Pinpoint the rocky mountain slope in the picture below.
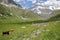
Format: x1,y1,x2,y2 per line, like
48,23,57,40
29,1,60,18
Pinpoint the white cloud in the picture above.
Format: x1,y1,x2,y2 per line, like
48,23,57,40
32,0,36,3
43,0,60,5
26,0,36,3
13,0,20,2
15,0,37,3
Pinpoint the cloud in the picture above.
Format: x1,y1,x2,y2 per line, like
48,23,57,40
13,0,20,2
14,0,37,3
32,0,36,3
28,0,36,3
43,0,60,5
13,0,60,8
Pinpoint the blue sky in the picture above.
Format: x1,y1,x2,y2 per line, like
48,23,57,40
19,0,32,8
13,0,48,8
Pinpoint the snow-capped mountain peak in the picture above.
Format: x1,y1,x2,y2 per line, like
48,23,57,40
29,0,60,15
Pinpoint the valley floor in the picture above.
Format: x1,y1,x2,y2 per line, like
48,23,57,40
0,20,60,40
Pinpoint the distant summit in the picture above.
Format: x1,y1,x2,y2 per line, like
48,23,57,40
0,0,17,5
0,0,22,7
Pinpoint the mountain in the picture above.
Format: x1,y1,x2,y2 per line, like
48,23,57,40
0,4,38,23
0,3,60,23
0,0,15,4
29,0,60,17
28,2,53,19
0,0,22,7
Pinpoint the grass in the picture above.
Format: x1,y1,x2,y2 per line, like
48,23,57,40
30,20,60,40
0,24,40,40
0,19,60,40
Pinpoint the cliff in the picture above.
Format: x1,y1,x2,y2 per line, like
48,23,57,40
0,0,17,5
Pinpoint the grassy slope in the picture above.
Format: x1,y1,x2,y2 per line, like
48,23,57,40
0,4,38,23
0,4,60,40
30,10,60,40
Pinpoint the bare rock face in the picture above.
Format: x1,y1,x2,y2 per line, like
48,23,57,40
0,0,17,5
0,0,2,2
0,0,22,7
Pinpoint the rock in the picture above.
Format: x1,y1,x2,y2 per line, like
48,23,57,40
21,26,26,28
23,38,30,40
56,21,59,22
26,38,30,40
10,39,13,40
43,25,47,27
10,13,13,16
0,14,3,16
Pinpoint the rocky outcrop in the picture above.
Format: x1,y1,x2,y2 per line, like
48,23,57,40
0,0,17,5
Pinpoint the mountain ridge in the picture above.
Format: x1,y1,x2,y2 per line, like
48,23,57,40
28,0,60,15
0,0,22,7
